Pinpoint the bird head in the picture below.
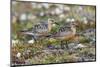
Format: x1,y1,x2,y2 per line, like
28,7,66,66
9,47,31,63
70,22,79,35
48,18,59,27
48,18,55,24
70,21,79,28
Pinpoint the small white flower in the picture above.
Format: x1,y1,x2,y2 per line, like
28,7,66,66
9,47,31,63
42,3,49,9
28,14,36,20
37,4,42,8
12,39,19,46
51,11,55,15
52,24,56,27
40,12,44,16
64,7,70,11
74,43,87,49
16,52,21,58
59,14,65,19
83,17,88,24
20,13,27,21
71,18,75,22
55,8,62,14
66,18,71,22
28,39,35,44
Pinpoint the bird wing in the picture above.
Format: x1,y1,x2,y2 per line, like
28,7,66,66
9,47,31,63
33,23,48,33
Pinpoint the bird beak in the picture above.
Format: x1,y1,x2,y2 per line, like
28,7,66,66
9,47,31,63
19,29,28,32
19,29,28,35
19,27,32,34
54,22,59,25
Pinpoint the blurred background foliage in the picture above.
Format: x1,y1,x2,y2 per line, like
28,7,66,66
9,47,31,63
11,1,96,40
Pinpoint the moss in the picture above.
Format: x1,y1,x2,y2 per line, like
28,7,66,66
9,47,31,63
79,36,90,43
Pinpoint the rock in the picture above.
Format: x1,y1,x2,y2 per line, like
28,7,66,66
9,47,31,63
25,59,31,65
28,39,35,44
73,43,87,49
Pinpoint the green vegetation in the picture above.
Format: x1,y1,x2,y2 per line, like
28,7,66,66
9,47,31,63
11,1,96,65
